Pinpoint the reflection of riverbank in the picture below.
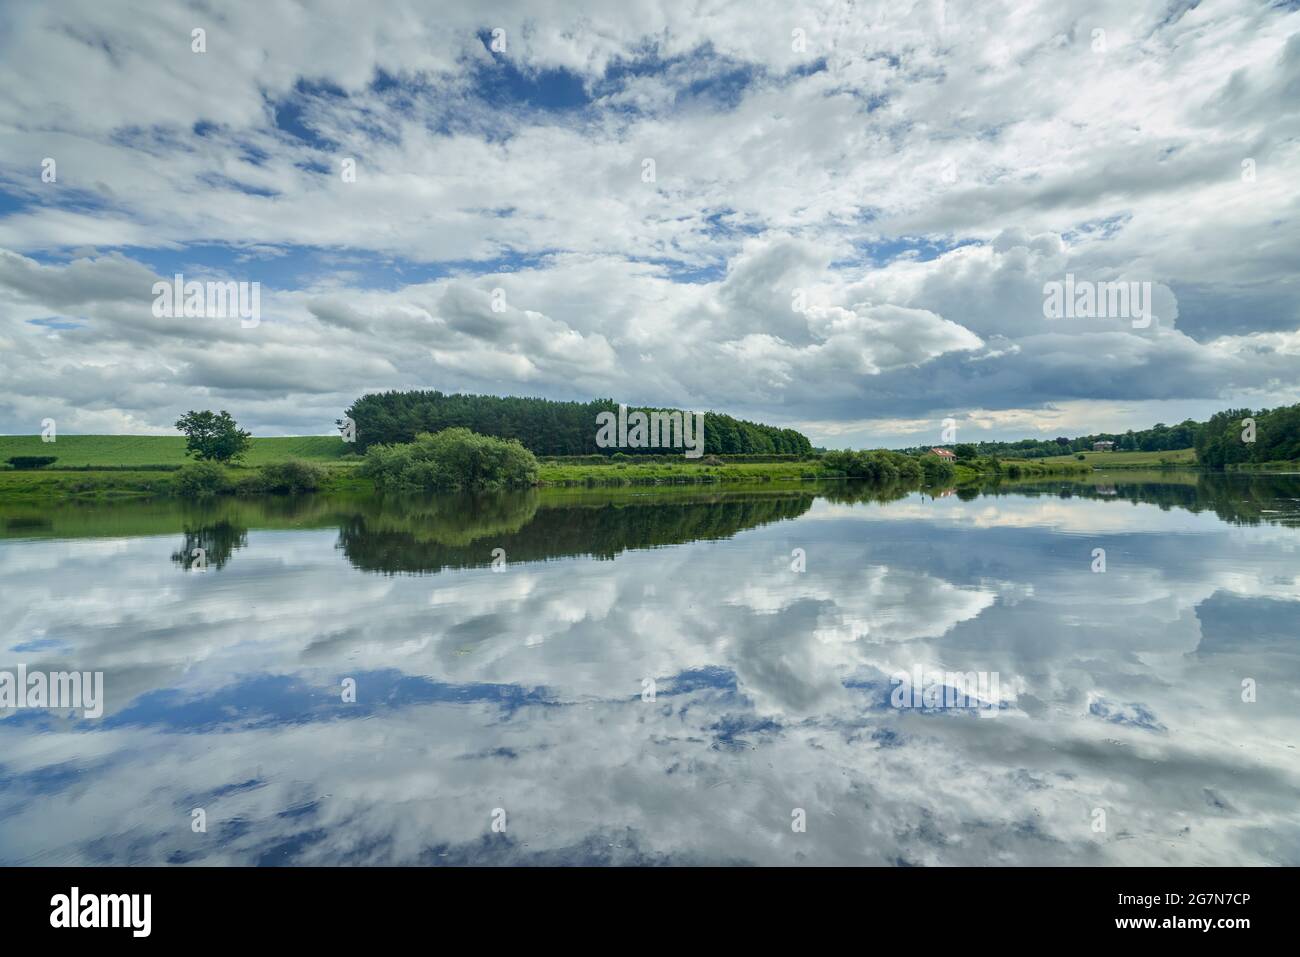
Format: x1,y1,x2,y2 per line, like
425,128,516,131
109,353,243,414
5,472,1300,584
978,472,1300,527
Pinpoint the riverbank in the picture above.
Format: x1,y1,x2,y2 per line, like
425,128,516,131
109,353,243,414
0,455,1092,502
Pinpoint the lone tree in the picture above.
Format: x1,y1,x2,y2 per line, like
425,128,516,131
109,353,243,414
175,410,252,463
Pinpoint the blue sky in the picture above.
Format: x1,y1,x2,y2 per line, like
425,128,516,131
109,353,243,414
0,0,1298,444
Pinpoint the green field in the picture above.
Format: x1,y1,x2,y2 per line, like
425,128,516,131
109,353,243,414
0,434,357,467
1039,448,1197,468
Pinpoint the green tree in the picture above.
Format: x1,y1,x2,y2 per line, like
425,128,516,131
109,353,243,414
175,410,252,463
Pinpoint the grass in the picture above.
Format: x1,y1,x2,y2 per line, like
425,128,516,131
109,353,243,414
1225,459,1300,472
1038,448,1197,469
0,469,179,501
0,434,358,468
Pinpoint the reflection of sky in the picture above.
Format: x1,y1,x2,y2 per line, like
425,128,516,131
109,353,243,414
1,488,1298,865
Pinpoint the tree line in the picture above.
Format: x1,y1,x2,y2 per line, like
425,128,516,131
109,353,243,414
340,390,812,456
908,402,1300,465
1194,405,1300,467
925,418,1204,459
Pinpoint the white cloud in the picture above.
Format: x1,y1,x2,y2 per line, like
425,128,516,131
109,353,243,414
0,0,1297,441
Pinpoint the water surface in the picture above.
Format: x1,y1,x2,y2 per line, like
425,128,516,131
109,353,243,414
2,474,1298,865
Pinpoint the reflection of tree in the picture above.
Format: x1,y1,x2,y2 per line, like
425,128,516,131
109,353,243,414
170,504,250,571
818,480,918,506
343,491,541,546
171,520,249,571
338,490,816,575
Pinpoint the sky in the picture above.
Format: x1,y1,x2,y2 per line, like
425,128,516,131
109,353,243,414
0,0,1297,448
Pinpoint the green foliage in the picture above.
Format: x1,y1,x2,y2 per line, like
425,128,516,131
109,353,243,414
341,390,813,456
172,461,232,496
256,459,326,493
821,449,925,483
362,428,540,490
537,458,815,486
920,454,956,483
7,456,57,470
1195,404,1300,468
175,410,252,463
953,444,977,460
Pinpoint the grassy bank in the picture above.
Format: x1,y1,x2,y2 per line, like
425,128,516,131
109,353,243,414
0,434,356,467
0,435,1090,501
1225,459,1300,472
0,458,822,500
1039,447,1197,469
538,458,820,486
0,465,372,502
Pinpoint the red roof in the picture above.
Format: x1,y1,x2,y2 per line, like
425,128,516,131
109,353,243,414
930,447,956,458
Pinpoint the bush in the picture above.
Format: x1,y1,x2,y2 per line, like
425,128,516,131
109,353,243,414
256,459,326,493
6,456,57,470
1076,453,1086,460
821,449,924,483
362,428,540,490
173,461,232,496
920,455,955,483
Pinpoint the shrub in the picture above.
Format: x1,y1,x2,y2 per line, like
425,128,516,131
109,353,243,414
821,449,924,483
920,455,955,483
6,456,57,470
257,459,326,493
1076,453,1086,460
362,428,540,490
173,461,232,496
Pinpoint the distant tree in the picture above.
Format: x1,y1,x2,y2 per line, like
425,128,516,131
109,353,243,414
953,443,977,460
340,390,813,457
175,410,252,463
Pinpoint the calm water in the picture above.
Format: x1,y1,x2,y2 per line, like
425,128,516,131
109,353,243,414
2,473,1298,865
